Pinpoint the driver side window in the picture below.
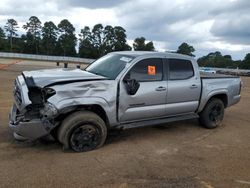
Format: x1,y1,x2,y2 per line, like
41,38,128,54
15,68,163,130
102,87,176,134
126,58,163,82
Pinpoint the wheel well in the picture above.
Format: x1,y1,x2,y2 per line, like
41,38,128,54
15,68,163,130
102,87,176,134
210,94,228,107
55,105,110,128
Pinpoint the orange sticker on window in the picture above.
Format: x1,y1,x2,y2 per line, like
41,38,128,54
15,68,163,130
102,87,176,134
148,65,156,75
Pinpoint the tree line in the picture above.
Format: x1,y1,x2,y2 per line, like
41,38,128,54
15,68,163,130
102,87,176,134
175,43,250,70
0,16,249,69
0,16,154,58
197,51,250,70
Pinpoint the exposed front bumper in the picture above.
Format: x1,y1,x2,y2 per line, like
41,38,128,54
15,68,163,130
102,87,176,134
9,104,48,140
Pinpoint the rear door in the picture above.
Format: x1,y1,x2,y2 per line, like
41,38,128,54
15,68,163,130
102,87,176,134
118,58,167,122
166,58,201,116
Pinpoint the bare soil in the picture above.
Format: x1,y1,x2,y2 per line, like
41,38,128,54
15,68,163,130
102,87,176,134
0,60,250,188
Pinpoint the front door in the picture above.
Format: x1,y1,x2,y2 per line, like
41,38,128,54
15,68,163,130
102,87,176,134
119,58,167,122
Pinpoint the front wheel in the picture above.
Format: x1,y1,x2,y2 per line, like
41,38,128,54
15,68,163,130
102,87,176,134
57,111,107,152
199,98,224,129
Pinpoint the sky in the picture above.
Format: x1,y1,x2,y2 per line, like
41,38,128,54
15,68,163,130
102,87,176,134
0,0,249,60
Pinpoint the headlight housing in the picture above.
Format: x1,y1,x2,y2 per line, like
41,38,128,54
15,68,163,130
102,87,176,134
40,103,58,117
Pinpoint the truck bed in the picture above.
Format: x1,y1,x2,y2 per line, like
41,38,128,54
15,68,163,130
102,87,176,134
200,72,239,79
198,73,241,113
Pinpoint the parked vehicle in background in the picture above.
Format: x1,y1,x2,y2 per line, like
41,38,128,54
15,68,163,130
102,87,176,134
9,51,241,152
200,67,216,74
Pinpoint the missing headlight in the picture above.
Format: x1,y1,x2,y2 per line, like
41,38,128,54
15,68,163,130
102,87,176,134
40,103,58,117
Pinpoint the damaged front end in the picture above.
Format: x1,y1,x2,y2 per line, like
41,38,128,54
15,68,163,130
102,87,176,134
9,68,113,141
9,75,58,141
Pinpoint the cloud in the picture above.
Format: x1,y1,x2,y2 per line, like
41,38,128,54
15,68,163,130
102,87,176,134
114,0,250,59
210,0,250,45
0,0,249,59
0,0,60,18
211,15,250,44
63,0,125,9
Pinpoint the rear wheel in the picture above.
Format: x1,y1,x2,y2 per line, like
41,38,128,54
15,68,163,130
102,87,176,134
199,98,224,129
57,111,107,152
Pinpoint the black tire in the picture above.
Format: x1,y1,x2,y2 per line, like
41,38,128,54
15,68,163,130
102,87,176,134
199,98,224,129
57,111,107,152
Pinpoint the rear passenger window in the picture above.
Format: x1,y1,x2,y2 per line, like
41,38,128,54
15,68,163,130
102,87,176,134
169,59,194,80
127,58,163,81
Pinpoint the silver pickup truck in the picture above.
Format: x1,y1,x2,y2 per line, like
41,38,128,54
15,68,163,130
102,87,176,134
9,51,241,152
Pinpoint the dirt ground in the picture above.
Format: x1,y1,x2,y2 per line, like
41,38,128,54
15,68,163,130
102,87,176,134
0,59,250,188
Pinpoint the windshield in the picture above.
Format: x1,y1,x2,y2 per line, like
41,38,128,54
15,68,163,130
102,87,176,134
86,54,134,79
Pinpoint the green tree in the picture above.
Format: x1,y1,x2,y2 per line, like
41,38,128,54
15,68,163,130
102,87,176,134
0,27,5,39
57,19,77,56
79,24,104,58
14,36,26,53
112,26,131,51
41,21,58,55
79,24,131,58
177,42,195,56
133,37,155,51
198,51,236,68
4,19,19,52
243,53,250,63
224,55,232,60
79,26,96,58
0,27,7,51
103,25,115,54
103,25,131,54
23,16,42,54
241,53,250,69
92,24,104,57
22,32,36,54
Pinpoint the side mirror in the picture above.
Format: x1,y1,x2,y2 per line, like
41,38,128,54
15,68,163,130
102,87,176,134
124,79,140,95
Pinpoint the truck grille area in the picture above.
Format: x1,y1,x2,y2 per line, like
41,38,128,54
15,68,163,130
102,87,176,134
14,80,22,106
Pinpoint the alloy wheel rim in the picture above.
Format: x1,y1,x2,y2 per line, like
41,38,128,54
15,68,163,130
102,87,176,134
209,104,222,124
70,124,101,152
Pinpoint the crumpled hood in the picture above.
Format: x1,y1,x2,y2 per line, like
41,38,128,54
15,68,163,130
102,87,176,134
22,68,106,87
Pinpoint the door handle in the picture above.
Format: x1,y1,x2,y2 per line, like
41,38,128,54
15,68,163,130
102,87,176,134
155,86,167,91
190,84,198,89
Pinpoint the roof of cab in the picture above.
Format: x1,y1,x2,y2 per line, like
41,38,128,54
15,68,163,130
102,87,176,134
111,51,195,60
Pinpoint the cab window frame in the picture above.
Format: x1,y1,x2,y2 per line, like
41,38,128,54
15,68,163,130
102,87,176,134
166,58,194,80
124,58,165,82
